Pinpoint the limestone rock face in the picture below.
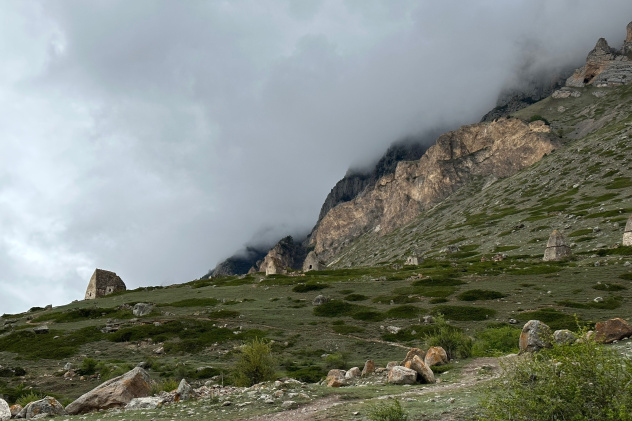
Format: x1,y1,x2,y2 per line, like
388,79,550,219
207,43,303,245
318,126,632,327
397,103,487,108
17,397,66,419
519,320,552,353
65,367,151,415
595,318,632,344
543,230,571,261
257,236,307,275
566,22,632,87
405,355,435,384
0,399,10,421
312,118,559,262
387,366,418,385
623,215,632,246
85,269,126,300
424,346,448,367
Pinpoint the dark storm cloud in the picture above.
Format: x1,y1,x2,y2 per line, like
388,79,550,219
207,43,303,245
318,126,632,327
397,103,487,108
2,0,632,314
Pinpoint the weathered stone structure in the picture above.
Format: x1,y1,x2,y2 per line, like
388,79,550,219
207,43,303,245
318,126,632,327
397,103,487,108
566,22,632,87
405,256,421,266
84,269,126,300
302,251,324,272
623,215,632,246
543,230,572,261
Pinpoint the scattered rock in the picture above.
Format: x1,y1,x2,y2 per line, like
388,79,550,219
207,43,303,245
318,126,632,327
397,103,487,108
424,346,448,367
132,303,154,317
65,367,151,415
361,360,375,376
33,325,49,334
63,362,73,371
9,404,22,419
281,401,297,409
176,379,193,402
125,397,164,410
153,346,164,355
595,318,632,344
553,329,577,345
405,355,435,384
326,369,346,387
423,315,435,324
386,326,401,334
386,361,398,370
17,397,66,419
623,215,632,246
312,295,329,306
0,399,9,421
400,348,426,366
594,296,604,303
387,366,418,385
519,320,552,353
345,367,361,379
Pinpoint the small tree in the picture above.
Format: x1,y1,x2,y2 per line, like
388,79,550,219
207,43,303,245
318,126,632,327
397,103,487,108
367,398,409,421
424,315,472,359
234,338,276,386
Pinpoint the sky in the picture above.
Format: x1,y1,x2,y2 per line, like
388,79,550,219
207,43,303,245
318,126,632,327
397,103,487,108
2,0,632,315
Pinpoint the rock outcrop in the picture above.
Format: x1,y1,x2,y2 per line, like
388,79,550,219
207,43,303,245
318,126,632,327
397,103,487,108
543,230,572,261
424,346,448,367
16,397,66,419
312,118,559,262
623,215,632,246
519,320,552,353
132,303,154,317
387,366,418,385
84,269,126,300
206,246,268,277
256,236,307,275
566,22,632,87
66,367,151,415
404,355,435,384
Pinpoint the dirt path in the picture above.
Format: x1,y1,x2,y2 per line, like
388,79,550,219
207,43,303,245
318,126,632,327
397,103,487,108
240,357,502,421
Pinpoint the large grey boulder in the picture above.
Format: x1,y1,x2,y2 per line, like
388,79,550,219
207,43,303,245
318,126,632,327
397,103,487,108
66,367,151,415
16,397,66,419
387,366,417,385
175,379,193,402
0,399,10,421
543,230,571,261
125,397,164,410
519,320,552,353
553,329,577,346
132,303,154,317
312,295,329,306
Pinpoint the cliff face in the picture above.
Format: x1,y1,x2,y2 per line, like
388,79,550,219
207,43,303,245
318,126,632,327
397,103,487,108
311,118,560,262
256,236,307,275
207,246,268,277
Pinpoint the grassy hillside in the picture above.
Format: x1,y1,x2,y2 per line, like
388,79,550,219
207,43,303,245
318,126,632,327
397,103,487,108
1,83,632,419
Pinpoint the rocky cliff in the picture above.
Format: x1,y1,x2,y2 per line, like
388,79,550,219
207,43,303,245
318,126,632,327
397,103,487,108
311,118,560,262
566,22,632,87
206,246,268,278
254,236,307,275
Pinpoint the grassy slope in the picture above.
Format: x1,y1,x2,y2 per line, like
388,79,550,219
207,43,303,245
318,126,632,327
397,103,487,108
0,84,631,419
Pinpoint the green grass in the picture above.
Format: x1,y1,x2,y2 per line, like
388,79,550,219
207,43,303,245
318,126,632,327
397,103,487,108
292,283,328,293
592,283,626,291
0,327,105,360
518,309,582,330
385,305,425,319
158,298,219,307
431,305,496,321
457,289,506,301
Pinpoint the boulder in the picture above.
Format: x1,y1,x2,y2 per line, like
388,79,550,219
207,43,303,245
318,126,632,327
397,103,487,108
405,355,435,384
553,329,577,346
387,366,417,385
386,361,398,370
326,369,346,387
543,230,571,261
132,303,154,317
312,295,329,306
9,404,22,419
519,320,552,353
400,347,426,366
0,399,9,421
125,397,164,410
623,215,632,246
17,397,66,419
424,346,448,367
33,325,49,334
595,318,632,344
175,379,193,401
361,360,375,376
345,367,361,379
65,367,151,415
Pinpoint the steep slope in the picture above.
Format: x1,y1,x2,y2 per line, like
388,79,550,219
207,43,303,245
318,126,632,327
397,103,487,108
254,235,307,275
206,246,268,278
311,118,559,263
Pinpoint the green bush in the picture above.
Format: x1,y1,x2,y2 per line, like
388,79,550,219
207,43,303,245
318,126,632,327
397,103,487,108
313,300,359,317
150,378,179,395
518,309,581,330
292,283,328,293
385,305,424,319
367,398,408,421
325,352,347,369
457,289,506,301
592,283,626,291
529,115,550,125
432,305,496,321
477,337,632,420
286,365,326,383
77,358,99,375
424,316,472,359
332,323,365,334
472,326,520,356
16,391,44,407
372,295,420,304
344,294,368,301
352,311,386,322
234,338,276,386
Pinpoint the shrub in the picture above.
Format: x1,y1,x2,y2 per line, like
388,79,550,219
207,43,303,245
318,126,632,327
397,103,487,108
432,305,496,321
313,300,359,317
234,338,276,386
518,309,581,330
477,337,632,420
352,311,386,322
16,391,44,407
529,115,550,125
77,358,99,375
344,294,368,302
424,316,472,359
367,398,408,421
472,326,520,356
324,352,347,369
292,283,328,293
592,283,626,291
457,289,506,301
286,366,326,383
150,378,179,395
385,305,424,319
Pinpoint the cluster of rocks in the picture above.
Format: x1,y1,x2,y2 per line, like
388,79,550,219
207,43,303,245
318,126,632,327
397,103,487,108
325,346,448,388
519,317,632,353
